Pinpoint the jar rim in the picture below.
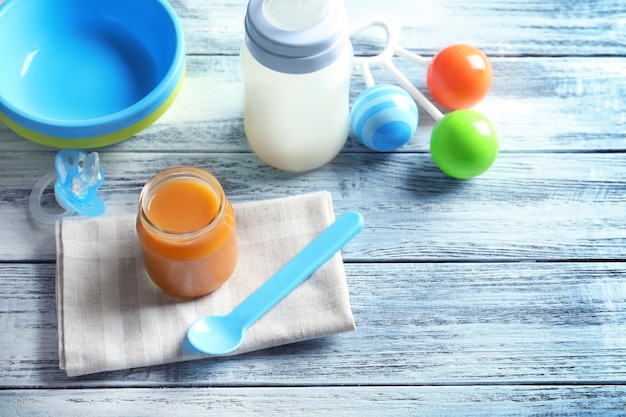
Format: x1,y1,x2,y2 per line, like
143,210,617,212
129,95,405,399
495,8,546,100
138,166,227,240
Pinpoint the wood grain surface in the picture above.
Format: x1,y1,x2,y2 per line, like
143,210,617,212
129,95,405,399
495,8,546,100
1,0,625,415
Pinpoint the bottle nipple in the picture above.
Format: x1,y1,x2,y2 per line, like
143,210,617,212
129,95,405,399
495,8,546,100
263,0,329,31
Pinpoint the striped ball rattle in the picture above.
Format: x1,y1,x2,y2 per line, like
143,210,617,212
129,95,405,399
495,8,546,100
350,14,498,179
350,15,418,152
350,66,418,152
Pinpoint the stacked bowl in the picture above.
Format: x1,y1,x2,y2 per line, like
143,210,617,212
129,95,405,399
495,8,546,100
0,0,185,148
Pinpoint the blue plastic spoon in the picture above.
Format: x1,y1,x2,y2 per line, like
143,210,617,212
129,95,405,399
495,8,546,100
186,210,364,355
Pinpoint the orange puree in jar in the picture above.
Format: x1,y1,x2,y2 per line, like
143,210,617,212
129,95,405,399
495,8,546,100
136,167,238,298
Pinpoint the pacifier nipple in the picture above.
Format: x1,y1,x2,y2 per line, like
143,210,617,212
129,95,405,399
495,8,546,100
29,149,105,225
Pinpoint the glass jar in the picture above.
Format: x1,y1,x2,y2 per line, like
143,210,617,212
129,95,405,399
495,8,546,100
136,167,238,298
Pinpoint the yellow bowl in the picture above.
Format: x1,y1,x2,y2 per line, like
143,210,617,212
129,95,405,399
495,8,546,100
0,68,185,149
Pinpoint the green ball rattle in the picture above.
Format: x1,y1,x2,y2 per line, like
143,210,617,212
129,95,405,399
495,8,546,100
387,66,499,179
430,109,498,179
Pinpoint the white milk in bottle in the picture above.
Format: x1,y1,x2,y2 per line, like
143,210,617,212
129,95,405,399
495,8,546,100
241,0,353,172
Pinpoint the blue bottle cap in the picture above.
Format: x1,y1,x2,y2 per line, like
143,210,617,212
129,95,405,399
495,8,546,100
244,0,351,74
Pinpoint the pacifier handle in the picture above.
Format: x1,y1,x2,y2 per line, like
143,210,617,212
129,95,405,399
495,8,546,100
29,171,72,225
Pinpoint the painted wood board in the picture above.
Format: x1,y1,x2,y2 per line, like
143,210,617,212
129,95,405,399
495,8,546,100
0,151,624,262
0,0,624,413
1,262,624,386
1,385,626,416
1,56,624,152
170,0,626,56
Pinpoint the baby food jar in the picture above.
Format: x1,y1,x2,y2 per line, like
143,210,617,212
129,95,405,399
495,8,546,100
136,167,238,298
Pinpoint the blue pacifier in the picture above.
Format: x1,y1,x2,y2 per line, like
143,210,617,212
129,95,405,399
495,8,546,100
29,149,105,224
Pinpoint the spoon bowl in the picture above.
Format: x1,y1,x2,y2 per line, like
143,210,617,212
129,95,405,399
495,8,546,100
187,315,245,355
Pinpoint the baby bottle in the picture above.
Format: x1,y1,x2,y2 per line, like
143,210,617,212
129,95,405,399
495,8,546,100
241,0,353,172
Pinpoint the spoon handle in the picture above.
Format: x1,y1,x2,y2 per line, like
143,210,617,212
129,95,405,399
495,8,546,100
231,211,364,330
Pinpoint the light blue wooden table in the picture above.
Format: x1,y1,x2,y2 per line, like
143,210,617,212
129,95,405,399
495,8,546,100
1,0,625,415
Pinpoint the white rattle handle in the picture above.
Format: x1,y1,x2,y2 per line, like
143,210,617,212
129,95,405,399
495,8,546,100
350,14,444,122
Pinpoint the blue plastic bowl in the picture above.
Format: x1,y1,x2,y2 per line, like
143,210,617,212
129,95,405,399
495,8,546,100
0,0,185,148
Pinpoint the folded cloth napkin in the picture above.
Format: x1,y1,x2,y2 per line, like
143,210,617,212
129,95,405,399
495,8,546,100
56,191,356,377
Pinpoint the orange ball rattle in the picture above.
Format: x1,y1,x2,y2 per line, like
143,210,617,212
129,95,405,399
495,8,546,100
426,44,493,110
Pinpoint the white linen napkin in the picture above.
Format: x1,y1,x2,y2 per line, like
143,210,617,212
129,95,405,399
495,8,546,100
56,191,356,377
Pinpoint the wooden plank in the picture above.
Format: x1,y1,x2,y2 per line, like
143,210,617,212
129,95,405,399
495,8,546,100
0,151,624,262
1,0,624,413
2,262,625,386
1,385,626,416
169,0,626,56
1,56,625,152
